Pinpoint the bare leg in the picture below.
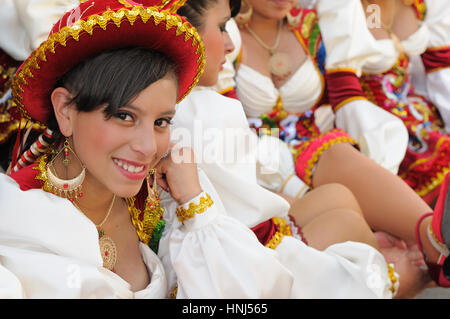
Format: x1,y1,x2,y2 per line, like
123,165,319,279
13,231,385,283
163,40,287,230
287,182,432,297
288,183,378,249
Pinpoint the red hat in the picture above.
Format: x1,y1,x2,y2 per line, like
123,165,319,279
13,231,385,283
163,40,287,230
12,0,205,125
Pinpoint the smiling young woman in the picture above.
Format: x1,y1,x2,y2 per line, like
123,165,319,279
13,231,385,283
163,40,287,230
0,0,207,298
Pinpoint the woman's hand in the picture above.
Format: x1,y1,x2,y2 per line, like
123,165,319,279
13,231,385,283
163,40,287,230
154,146,202,205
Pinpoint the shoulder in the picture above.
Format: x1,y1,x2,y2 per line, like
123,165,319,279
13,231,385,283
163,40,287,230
176,88,246,123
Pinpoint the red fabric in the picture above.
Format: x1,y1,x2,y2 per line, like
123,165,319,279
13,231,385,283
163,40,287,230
287,214,308,245
431,173,450,243
8,163,43,191
13,0,203,124
221,88,239,100
325,71,366,111
251,219,277,247
421,47,450,73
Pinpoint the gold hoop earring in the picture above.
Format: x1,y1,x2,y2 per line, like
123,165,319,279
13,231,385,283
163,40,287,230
46,137,86,201
235,0,253,26
286,8,302,28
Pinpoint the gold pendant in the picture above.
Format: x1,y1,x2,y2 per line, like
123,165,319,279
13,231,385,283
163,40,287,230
98,230,117,271
269,52,292,79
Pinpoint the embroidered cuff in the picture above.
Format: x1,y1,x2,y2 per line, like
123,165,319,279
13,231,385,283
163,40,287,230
176,192,214,224
386,263,400,298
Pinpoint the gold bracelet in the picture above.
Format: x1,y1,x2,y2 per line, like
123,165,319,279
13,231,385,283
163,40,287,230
176,193,213,223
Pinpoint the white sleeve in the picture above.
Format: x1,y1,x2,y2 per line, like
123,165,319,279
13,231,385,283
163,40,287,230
276,237,396,298
13,0,79,57
256,134,309,198
162,169,294,299
422,0,450,132
315,0,383,75
335,100,409,174
0,264,24,298
424,0,450,48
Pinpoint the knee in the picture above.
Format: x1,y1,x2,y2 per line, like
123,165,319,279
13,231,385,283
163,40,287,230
319,183,363,215
321,143,359,165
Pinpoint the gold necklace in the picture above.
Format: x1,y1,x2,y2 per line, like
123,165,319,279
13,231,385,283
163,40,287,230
244,20,292,80
74,195,117,271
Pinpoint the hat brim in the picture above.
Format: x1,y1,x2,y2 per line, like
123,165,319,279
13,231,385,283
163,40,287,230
13,6,205,124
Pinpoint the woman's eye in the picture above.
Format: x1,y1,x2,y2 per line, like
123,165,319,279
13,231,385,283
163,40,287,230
113,111,134,122
155,118,173,128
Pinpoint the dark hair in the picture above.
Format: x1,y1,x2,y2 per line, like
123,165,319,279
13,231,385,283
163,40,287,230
47,46,178,140
178,0,241,29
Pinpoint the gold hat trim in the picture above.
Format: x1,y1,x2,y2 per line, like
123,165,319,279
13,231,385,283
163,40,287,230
12,5,205,125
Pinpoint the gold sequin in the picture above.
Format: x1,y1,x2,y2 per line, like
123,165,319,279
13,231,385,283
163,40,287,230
265,217,293,250
386,263,399,296
176,193,213,223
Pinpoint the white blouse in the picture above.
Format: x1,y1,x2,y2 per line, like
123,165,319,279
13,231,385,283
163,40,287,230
160,88,397,298
315,0,411,174
317,0,450,132
236,56,323,117
0,173,167,299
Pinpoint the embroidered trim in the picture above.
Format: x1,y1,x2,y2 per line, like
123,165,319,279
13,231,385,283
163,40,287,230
333,96,368,113
176,193,214,223
292,28,325,108
401,136,450,197
427,223,450,258
12,5,205,124
295,132,359,186
265,217,293,250
0,118,45,144
386,263,399,297
126,196,165,249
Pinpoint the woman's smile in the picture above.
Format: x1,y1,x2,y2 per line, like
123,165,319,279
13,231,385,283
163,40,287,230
113,157,149,181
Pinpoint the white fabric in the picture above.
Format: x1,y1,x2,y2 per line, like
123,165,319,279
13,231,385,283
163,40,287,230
0,173,168,298
335,100,408,174
361,25,429,75
159,180,293,298
424,0,450,48
316,0,384,76
425,69,450,133
0,0,79,61
236,56,323,117
161,88,396,298
316,0,410,174
255,134,309,198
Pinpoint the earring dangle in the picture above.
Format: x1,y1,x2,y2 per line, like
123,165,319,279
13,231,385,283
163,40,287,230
46,138,86,202
146,168,160,209
235,0,253,26
286,9,302,28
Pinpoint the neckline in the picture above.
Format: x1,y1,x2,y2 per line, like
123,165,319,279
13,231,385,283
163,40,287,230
238,55,314,91
33,154,165,251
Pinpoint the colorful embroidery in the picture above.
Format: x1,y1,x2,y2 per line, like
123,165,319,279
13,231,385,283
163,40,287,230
360,53,450,198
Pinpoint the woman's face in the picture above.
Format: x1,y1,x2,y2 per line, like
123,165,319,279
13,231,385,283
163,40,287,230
246,0,296,20
197,0,235,86
67,74,177,198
